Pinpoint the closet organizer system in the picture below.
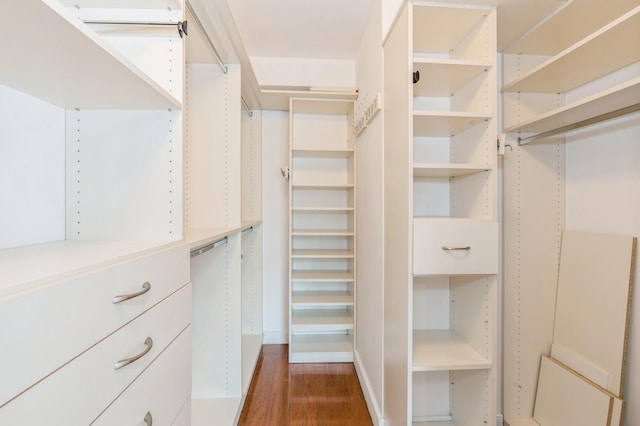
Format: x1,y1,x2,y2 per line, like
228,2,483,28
0,1,262,425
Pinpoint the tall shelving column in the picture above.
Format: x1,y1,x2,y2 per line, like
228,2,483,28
383,2,498,424
288,98,356,363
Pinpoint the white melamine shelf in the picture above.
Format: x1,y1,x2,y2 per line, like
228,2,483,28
291,249,354,258
291,308,353,330
241,333,263,393
413,3,491,54
261,89,357,111
1,0,181,109
291,291,353,306
413,111,491,137
58,0,181,9
504,76,640,135
291,271,354,282
186,227,241,251
503,419,540,426
505,0,639,55
291,183,354,190
290,97,355,115
191,398,241,426
291,229,354,237
503,7,640,94
413,58,491,97
413,330,491,372
413,163,491,178
0,239,181,298
290,334,353,363
292,207,354,214
292,148,354,158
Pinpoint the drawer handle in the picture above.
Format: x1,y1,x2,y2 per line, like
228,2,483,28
442,246,471,251
114,337,153,370
112,282,151,304
144,412,153,426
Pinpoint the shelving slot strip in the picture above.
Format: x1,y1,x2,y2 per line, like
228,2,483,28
190,236,228,258
518,102,640,145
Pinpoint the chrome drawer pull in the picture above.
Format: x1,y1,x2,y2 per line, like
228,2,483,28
112,282,151,304
144,412,153,426
114,337,153,370
442,246,471,251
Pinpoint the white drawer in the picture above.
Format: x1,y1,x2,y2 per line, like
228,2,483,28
0,284,191,425
0,243,189,406
413,219,498,275
92,326,192,426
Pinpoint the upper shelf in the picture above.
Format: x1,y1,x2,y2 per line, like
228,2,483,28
0,0,181,109
413,111,491,137
504,76,640,138
413,59,491,97
261,89,357,111
505,0,639,55
503,7,640,94
58,0,182,9
413,163,491,178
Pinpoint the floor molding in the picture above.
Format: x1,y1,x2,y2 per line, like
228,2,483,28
354,349,386,426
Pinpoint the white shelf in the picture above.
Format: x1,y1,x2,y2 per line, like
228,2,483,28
241,333,263,394
413,111,491,137
291,271,354,282
292,148,354,158
291,291,353,307
291,229,354,237
291,249,354,258
186,227,241,251
413,330,491,372
503,7,640,94
191,398,241,426
292,207,354,214
290,334,353,363
1,0,181,109
504,76,640,135
503,419,540,426
413,163,491,178
261,89,357,111
291,183,354,190
58,0,181,9
505,0,639,55
413,58,491,97
290,97,355,115
291,308,353,331
412,3,490,54
0,239,181,298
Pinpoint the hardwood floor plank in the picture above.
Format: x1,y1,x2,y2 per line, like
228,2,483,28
238,345,373,426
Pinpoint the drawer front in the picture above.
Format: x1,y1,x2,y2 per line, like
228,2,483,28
0,243,189,406
92,326,192,426
413,220,498,275
0,284,191,426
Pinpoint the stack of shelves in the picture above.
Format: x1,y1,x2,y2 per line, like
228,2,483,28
288,98,356,363
185,11,263,424
502,2,640,143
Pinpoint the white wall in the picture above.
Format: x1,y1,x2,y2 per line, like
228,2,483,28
382,0,404,42
261,110,290,344
565,113,640,425
354,0,385,424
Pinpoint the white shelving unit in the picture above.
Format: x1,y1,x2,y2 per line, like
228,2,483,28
383,1,498,424
288,97,356,363
503,5,640,144
185,10,263,424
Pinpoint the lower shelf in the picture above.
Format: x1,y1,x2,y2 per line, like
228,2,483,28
291,308,354,331
413,330,491,371
191,397,242,426
290,334,353,363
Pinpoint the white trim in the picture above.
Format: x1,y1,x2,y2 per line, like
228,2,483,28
354,350,386,426
263,331,288,344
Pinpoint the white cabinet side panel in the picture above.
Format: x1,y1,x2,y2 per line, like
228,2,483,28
0,85,65,249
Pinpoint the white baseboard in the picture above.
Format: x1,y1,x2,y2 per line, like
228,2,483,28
263,331,288,344
354,350,385,426
497,413,504,426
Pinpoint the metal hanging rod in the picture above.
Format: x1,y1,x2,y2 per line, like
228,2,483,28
241,226,254,235
190,236,228,258
84,20,188,38
518,102,640,145
241,97,254,117
186,0,228,74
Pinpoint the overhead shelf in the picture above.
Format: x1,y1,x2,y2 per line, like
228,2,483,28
291,271,354,282
261,89,357,111
504,76,640,143
413,111,491,137
291,291,353,307
505,0,639,55
58,0,181,9
413,163,491,178
292,148,354,158
412,330,491,372
0,0,182,109
502,7,640,94
413,58,491,97
291,249,354,258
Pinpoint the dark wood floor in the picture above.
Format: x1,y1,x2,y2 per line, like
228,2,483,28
238,345,373,425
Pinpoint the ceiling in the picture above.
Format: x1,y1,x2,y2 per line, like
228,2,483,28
228,0,567,61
